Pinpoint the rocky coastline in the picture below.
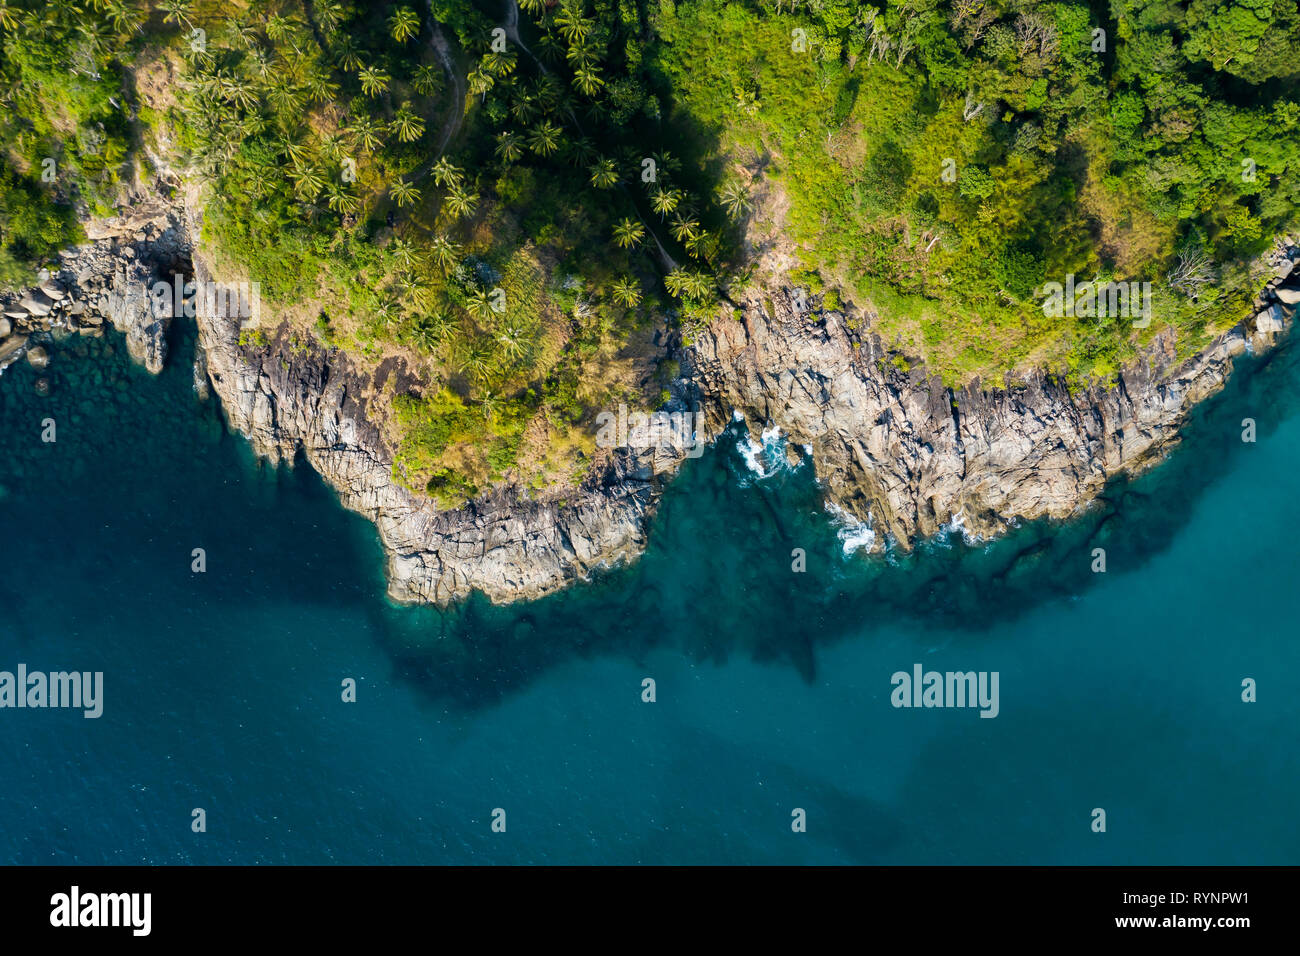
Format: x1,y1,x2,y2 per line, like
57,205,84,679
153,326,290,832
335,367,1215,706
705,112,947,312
3,196,1296,603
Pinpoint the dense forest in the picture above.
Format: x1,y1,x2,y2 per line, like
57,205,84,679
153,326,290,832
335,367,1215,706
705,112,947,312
2,0,1297,503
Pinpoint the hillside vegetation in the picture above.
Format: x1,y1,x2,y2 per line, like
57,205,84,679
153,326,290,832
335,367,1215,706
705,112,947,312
2,0,1297,502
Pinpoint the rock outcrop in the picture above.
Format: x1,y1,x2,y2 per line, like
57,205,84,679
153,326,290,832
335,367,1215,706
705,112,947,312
190,252,670,605
689,287,1291,547
0,204,188,375
6,191,1296,604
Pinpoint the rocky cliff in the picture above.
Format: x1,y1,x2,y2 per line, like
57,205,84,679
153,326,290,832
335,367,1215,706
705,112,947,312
5,195,1296,603
190,251,670,605
689,284,1293,548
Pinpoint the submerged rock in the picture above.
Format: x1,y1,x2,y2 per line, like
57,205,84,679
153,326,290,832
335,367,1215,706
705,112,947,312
26,346,50,370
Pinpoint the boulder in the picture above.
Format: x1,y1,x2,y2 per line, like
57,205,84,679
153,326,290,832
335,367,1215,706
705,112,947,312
1255,305,1287,334
1274,285,1300,305
0,334,28,370
18,295,51,316
26,345,50,369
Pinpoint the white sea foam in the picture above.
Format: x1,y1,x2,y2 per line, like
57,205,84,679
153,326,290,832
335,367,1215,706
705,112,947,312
938,509,982,547
824,500,876,555
732,417,795,485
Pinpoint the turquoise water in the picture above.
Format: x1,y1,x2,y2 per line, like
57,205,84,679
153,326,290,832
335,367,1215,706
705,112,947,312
1,323,1297,864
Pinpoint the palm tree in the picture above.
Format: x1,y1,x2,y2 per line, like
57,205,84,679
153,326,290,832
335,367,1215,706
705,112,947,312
670,213,700,243
411,65,441,96
528,121,562,157
275,134,313,169
391,239,422,272
306,72,340,104
573,66,604,97
429,234,462,273
226,76,261,112
665,269,692,298
359,66,391,98
227,17,260,50
265,14,296,43
565,42,595,68
326,182,361,214
159,0,192,28
495,131,522,164
389,6,420,43
465,287,498,323
290,163,327,201
611,277,642,307
719,180,753,218
391,103,426,142
267,80,304,116
445,186,478,219
458,343,494,383
317,1,346,32
0,1,22,30
612,217,644,249
496,323,528,360
430,158,463,188
555,5,592,43
390,179,422,208
105,0,139,35
685,231,717,260
467,68,495,101
479,391,502,422
336,38,364,73
410,316,440,353
518,0,546,14
589,159,619,189
563,136,597,169
346,116,385,152
510,94,539,124
686,271,713,299
651,187,680,220
533,75,563,109
483,50,517,77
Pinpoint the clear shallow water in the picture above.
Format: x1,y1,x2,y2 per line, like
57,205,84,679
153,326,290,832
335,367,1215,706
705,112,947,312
0,324,1297,864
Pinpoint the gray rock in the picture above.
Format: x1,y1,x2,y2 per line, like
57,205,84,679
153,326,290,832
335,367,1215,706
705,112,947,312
1256,305,1287,334
689,288,1259,548
0,334,28,371
18,295,50,316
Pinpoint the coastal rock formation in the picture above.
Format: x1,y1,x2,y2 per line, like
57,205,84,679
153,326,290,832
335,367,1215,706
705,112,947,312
0,203,188,375
689,287,1291,547
190,253,668,605
5,195,1296,604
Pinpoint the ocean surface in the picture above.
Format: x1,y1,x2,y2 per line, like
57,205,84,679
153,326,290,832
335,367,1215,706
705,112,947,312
1,322,1297,865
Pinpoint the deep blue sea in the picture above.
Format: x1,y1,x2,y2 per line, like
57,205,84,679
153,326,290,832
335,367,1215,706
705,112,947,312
1,322,1297,864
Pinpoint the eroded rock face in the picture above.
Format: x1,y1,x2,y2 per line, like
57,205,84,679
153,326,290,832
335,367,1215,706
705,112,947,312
7,190,1294,605
688,288,1287,548
191,253,667,606
0,201,189,376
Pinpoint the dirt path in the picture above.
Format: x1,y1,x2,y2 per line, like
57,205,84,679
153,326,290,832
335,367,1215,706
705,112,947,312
428,16,464,160
405,0,466,190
